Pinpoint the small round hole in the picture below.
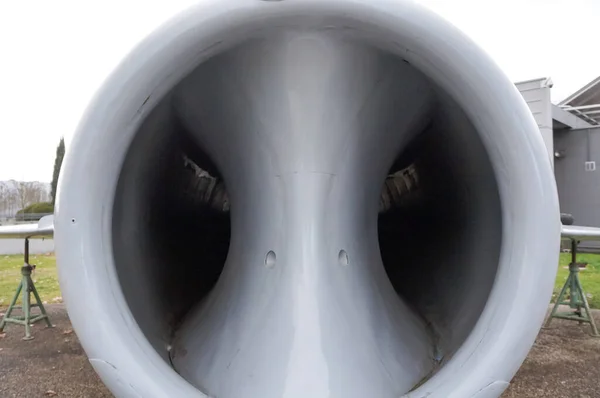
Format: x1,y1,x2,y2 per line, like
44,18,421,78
71,218,76,223
338,250,349,266
265,251,277,268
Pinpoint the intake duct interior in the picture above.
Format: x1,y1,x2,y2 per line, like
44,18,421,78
55,2,562,397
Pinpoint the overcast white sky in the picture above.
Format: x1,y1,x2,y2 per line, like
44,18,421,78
0,0,598,182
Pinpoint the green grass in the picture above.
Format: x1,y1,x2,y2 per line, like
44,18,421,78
1,252,600,310
0,254,61,309
554,252,600,309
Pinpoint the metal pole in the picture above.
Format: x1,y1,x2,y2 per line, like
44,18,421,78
22,238,33,340
24,237,28,263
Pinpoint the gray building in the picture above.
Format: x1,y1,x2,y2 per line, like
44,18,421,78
517,76,600,251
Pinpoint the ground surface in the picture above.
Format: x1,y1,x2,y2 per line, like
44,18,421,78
0,305,599,397
503,308,600,397
1,254,600,396
0,305,112,398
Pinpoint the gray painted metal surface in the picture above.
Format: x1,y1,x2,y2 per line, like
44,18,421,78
0,1,594,397
515,78,555,167
0,215,54,239
559,76,600,126
552,104,593,130
561,225,600,241
0,216,55,255
54,0,558,395
554,127,600,250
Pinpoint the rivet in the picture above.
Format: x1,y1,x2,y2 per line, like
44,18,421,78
338,250,349,266
265,251,277,268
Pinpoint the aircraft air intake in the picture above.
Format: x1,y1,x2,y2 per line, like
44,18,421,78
53,1,561,397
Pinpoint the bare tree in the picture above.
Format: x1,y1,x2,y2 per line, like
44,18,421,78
0,182,7,218
0,182,19,218
8,189,18,216
15,181,42,211
0,180,51,219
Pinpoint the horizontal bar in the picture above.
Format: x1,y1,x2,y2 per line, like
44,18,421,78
11,304,40,310
551,314,591,323
558,302,582,306
0,215,54,239
3,315,48,323
560,103,600,111
3,319,27,325
561,225,600,241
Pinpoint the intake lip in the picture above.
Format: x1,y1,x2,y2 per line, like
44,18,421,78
54,1,561,397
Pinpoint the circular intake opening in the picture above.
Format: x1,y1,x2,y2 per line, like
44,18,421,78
110,24,502,396
56,2,560,397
